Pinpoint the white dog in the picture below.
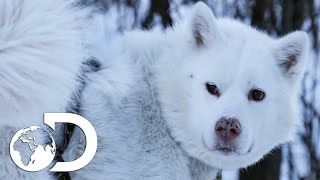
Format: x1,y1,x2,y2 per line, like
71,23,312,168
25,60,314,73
64,2,309,180
0,1,308,179
0,0,89,179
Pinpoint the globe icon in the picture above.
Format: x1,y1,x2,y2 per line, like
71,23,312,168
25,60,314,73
10,126,56,172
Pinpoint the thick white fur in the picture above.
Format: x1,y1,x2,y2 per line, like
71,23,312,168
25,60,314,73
68,2,310,179
65,2,309,180
0,0,89,179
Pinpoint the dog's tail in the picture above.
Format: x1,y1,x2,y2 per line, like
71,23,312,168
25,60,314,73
0,0,89,118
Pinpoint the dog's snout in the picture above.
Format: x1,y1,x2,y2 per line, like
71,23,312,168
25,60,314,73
215,117,242,141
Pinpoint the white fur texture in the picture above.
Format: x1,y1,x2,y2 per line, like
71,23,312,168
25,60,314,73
65,2,308,179
0,0,88,120
0,0,89,179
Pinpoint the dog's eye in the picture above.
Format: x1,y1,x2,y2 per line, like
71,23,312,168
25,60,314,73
206,82,220,97
248,89,265,102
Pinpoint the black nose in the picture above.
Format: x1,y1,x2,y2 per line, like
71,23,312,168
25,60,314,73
215,117,242,141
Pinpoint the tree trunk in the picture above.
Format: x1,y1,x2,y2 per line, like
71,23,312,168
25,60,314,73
142,0,173,29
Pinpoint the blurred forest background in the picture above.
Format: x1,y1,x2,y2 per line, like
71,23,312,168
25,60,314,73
79,0,320,179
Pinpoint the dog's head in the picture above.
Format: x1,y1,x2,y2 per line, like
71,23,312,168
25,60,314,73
158,2,308,170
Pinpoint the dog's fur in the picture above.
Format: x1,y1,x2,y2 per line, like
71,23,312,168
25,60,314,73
0,1,309,180
63,2,309,180
0,0,89,179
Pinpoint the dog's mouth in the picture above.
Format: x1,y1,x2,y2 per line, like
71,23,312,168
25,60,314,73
216,146,236,155
214,144,254,155
202,136,254,156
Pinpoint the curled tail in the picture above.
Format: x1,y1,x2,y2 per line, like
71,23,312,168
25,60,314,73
0,0,89,118
0,0,90,179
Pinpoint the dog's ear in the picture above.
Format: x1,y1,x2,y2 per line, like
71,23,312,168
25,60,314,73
273,31,309,81
188,2,220,48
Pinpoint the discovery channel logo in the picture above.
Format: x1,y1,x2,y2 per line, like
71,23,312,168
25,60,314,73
9,113,97,172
